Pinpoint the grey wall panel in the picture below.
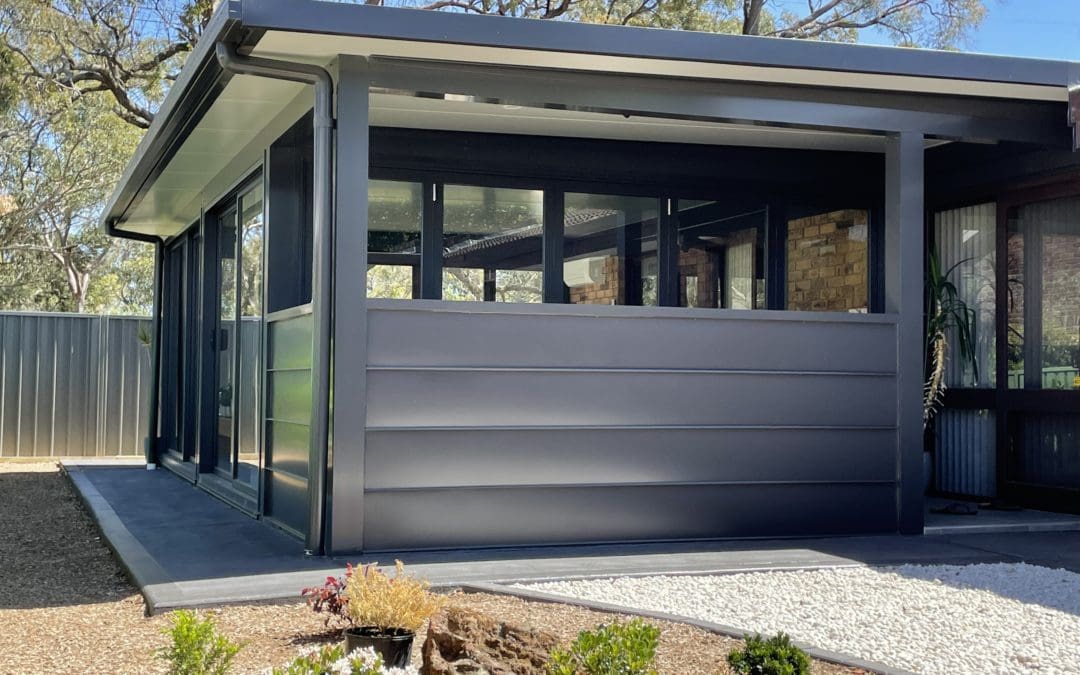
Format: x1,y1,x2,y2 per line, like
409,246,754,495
366,427,898,489
367,370,896,428
356,304,900,551
368,303,897,373
0,312,153,458
362,483,897,551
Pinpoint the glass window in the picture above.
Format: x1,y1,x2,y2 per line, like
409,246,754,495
934,204,996,388
786,209,869,312
563,193,659,306
1008,196,1080,390
676,201,765,309
236,184,263,491
443,185,543,303
368,180,422,299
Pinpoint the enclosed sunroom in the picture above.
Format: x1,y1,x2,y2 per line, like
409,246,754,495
103,0,1080,555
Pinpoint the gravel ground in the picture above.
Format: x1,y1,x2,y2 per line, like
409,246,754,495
0,462,863,674
521,564,1080,675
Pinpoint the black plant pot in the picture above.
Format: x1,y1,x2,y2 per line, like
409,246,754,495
343,626,415,668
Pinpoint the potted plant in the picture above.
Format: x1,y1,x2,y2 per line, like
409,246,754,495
302,561,443,668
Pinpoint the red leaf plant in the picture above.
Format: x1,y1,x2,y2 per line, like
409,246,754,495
301,563,356,626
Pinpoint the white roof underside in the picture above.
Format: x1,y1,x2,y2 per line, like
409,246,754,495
117,30,1066,237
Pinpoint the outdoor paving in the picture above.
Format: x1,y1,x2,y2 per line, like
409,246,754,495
64,460,1080,613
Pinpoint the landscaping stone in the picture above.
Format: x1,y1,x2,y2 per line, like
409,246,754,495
421,606,558,674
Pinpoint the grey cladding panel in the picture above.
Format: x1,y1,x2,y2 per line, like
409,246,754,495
367,370,896,428
362,483,897,551
359,305,900,550
367,305,897,373
365,427,897,489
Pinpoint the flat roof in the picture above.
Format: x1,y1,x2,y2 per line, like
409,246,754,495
104,0,1080,238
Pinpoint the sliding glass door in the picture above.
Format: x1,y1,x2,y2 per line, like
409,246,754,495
204,176,265,507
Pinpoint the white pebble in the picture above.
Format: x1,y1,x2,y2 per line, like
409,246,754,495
518,563,1080,675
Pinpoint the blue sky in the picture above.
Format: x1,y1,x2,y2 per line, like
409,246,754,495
772,0,1080,61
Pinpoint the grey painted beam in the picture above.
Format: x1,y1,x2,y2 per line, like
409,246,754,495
365,59,1068,147
327,55,371,555
885,131,925,535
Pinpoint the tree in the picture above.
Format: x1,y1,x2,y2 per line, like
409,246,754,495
0,90,149,313
0,0,986,315
0,0,211,129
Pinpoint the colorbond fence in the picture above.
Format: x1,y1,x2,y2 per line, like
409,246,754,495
0,311,152,458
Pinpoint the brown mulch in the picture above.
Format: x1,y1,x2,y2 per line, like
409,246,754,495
0,462,865,674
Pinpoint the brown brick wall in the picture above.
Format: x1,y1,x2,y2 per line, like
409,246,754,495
787,210,868,312
569,256,624,305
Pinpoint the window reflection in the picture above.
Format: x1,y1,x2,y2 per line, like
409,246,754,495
368,180,422,299
677,201,765,309
1009,196,1080,390
563,193,659,306
443,185,543,303
786,209,868,312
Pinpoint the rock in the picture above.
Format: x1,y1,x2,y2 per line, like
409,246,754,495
421,606,559,675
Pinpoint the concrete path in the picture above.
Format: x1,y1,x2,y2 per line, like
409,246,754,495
64,461,1080,613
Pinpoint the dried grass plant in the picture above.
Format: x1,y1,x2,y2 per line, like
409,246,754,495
344,560,444,633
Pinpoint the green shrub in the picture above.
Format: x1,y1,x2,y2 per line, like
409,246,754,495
158,609,242,675
547,618,660,675
727,633,810,675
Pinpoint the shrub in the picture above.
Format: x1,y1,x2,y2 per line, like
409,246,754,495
302,564,355,625
344,560,444,633
158,609,242,675
727,633,811,675
271,644,419,675
547,619,660,675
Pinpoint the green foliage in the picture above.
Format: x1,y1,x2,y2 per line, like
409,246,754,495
158,610,242,675
727,633,810,675
924,248,979,426
547,619,660,675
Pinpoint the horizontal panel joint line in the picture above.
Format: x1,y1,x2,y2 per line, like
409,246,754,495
366,366,896,377
364,479,898,493
366,424,899,432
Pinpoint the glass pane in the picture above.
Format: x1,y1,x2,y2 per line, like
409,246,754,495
216,208,237,475
1010,413,1080,489
368,180,421,299
935,409,996,498
367,264,414,299
236,185,263,491
676,201,765,309
787,209,869,312
564,193,659,306
934,204,996,388
443,185,543,303
1009,197,1080,390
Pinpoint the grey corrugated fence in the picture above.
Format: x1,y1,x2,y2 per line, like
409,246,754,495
0,312,152,458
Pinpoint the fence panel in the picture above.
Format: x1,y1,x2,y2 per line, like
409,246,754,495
0,312,152,458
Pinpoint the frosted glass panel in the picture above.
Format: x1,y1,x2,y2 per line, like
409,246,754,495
934,203,996,388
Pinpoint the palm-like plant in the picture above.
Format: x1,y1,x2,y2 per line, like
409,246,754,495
924,249,979,429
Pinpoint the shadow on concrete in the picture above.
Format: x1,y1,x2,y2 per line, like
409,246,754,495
63,461,1080,613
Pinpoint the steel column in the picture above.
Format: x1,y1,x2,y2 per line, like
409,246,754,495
328,55,371,554
885,131,926,534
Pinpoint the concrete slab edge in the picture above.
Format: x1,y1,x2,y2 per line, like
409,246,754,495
458,581,916,675
61,462,186,615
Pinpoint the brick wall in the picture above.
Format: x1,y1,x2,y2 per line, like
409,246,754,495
787,210,869,312
569,255,624,305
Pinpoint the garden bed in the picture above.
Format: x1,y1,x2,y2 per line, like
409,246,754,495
0,462,864,673
522,565,1080,674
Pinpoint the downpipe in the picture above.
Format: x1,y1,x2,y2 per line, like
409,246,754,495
106,220,162,468
215,43,335,556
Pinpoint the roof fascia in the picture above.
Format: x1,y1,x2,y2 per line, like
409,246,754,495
240,0,1075,88
101,3,242,234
